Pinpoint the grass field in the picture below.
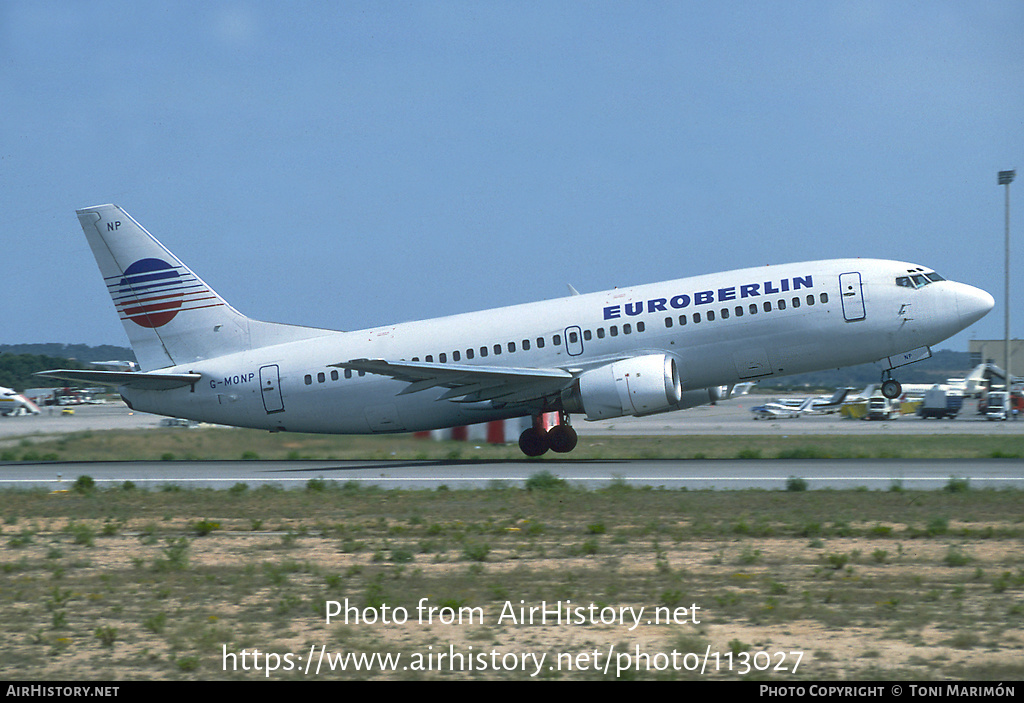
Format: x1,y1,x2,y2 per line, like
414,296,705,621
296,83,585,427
1,428,1022,680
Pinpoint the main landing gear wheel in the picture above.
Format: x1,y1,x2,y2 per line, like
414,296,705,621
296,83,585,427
518,427,548,457
518,412,577,457
547,424,578,454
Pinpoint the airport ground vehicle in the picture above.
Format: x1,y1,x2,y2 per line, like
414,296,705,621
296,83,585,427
985,391,1011,421
916,386,963,419
865,396,899,420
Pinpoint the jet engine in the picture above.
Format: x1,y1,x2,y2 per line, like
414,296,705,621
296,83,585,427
563,353,683,420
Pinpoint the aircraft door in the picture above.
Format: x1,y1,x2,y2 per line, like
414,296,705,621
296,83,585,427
259,364,285,414
839,272,866,322
565,326,584,356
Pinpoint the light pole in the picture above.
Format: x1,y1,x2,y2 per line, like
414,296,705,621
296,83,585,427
998,169,1015,392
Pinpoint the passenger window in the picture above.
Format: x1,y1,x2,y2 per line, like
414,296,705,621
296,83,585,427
610,326,618,337
304,374,312,385
693,312,701,323
508,342,516,353
721,308,729,319
583,330,592,340
679,315,687,325
597,328,605,339
735,306,743,317
750,304,757,314
807,295,815,305
318,372,325,383
345,369,352,379
792,297,800,308
480,347,488,357
568,331,578,343
439,353,447,363
707,310,715,321
331,370,339,381
623,324,631,334
820,293,828,303
523,339,531,350
425,355,433,362
553,334,561,345
763,302,772,312
637,321,645,332
493,344,501,355
453,351,460,362
466,349,474,360
536,337,545,348
778,299,786,310
665,317,673,328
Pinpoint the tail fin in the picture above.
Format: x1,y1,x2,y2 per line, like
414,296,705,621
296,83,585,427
827,388,851,405
77,204,336,371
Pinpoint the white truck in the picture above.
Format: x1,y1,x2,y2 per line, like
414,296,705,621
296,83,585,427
985,391,1011,421
864,395,899,421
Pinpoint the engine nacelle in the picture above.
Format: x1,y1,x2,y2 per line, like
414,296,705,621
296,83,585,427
640,386,724,417
565,354,683,420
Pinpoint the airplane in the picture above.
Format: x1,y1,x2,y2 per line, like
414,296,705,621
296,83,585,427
0,387,41,416
39,204,994,456
92,360,139,372
750,387,852,419
750,396,816,420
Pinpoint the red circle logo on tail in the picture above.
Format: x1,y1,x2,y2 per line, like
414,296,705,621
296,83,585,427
116,258,183,328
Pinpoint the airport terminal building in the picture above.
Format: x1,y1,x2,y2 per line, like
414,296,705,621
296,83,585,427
969,340,1024,381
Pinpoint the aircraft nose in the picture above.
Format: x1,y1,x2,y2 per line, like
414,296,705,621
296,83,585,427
956,284,995,327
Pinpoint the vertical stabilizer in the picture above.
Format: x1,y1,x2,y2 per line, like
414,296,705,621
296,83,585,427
77,204,335,370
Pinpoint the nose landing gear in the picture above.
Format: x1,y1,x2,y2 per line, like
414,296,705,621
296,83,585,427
880,371,902,400
518,411,577,457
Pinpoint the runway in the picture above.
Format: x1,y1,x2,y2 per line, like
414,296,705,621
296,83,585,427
1,399,1021,491
2,458,1022,492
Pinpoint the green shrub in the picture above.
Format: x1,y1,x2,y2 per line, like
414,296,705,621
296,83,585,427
72,475,95,494
525,471,567,491
786,476,808,491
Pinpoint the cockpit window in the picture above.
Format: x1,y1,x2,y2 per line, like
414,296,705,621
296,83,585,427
896,271,945,289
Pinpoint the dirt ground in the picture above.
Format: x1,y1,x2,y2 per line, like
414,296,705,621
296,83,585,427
3,490,1022,682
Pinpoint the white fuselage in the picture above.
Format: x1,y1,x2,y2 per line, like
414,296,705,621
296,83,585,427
120,258,991,434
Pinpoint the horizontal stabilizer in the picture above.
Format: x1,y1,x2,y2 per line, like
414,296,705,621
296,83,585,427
36,369,201,391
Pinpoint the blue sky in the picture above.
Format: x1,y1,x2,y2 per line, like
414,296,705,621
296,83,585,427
2,1,1021,353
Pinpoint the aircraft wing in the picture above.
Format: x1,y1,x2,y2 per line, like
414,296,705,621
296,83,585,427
331,359,575,405
35,369,201,391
